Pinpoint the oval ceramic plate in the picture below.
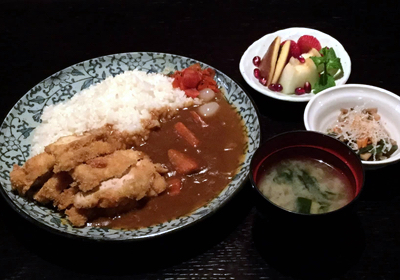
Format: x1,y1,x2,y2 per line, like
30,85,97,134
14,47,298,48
304,84,400,169
239,27,351,102
0,52,261,241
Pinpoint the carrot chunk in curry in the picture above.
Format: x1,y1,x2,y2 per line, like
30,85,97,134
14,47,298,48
190,111,208,127
168,149,199,175
174,122,200,147
167,177,182,196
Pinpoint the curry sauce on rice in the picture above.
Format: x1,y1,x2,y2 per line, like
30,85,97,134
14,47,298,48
10,64,247,228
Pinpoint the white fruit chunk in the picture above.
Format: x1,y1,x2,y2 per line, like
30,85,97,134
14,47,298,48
305,48,321,58
278,50,320,94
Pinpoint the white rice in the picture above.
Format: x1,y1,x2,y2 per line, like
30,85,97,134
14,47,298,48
31,70,195,155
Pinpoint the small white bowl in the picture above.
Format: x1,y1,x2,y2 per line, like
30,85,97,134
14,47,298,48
239,27,351,102
304,84,400,168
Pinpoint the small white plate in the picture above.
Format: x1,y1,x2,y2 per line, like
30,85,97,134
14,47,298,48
304,84,400,169
239,27,351,102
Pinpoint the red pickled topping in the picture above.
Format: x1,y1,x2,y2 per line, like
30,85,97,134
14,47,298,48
182,69,202,88
254,68,261,79
172,73,183,88
197,78,218,93
253,56,261,67
171,63,220,96
184,88,200,98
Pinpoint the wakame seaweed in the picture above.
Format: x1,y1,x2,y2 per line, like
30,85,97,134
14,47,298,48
296,197,312,214
273,169,293,184
297,170,336,201
297,170,319,191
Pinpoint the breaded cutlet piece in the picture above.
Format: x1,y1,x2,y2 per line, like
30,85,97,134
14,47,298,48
44,125,116,157
45,133,96,157
45,125,127,173
10,152,55,195
33,172,73,204
54,185,79,210
147,171,168,196
74,157,167,209
52,140,118,172
65,207,91,227
65,199,140,227
71,150,145,192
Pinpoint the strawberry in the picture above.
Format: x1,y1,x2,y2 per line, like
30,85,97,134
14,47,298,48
297,35,321,54
281,40,301,59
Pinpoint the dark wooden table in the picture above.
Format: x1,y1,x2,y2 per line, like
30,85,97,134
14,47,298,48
1,1,399,279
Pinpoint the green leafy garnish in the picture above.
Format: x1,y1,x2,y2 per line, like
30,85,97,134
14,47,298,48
313,72,336,93
321,47,343,74
310,47,344,94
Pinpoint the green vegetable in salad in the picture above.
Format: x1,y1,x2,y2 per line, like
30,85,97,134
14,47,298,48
357,139,398,159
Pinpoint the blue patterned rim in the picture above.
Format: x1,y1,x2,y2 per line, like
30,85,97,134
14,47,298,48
0,52,261,241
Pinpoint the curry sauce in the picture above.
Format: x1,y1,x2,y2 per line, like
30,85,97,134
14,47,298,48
91,96,247,229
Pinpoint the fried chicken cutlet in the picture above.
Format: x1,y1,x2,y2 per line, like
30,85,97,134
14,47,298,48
66,155,168,226
10,125,169,228
44,125,122,156
33,172,73,205
44,125,127,172
10,152,55,195
71,150,146,192
74,156,168,209
65,199,139,227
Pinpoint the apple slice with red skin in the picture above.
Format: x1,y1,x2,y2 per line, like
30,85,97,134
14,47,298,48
258,36,281,86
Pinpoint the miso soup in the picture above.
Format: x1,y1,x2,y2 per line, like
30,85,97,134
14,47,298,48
257,157,355,214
